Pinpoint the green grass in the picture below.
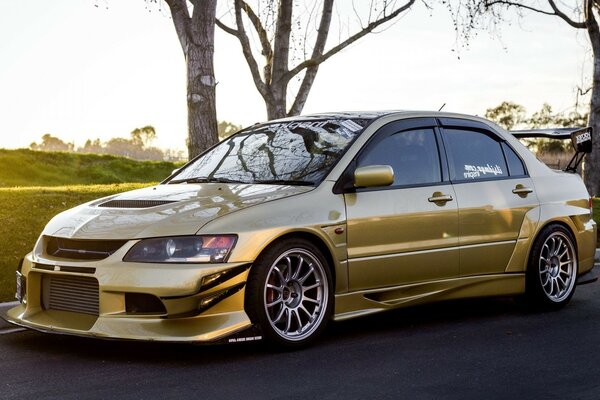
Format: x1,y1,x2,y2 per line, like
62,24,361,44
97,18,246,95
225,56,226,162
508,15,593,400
0,183,151,302
0,149,181,187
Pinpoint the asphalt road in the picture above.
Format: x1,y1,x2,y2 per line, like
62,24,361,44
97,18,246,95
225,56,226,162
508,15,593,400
1,279,600,400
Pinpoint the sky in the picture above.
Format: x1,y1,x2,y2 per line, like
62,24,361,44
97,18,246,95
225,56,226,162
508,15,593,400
0,0,591,154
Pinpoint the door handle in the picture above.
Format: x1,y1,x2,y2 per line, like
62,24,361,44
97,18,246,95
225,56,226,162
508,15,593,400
428,192,453,203
512,185,533,196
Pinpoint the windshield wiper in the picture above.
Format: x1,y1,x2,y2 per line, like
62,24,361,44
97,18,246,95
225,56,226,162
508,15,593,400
252,179,315,186
169,177,246,184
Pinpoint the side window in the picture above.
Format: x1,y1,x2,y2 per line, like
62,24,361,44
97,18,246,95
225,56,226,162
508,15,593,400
502,142,526,176
357,128,441,187
444,129,509,181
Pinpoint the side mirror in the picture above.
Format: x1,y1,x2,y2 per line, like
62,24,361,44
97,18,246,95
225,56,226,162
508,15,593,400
354,165,394,188
171,168,181,176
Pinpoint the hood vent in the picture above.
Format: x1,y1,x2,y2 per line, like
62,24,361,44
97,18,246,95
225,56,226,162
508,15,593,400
98,199,177,208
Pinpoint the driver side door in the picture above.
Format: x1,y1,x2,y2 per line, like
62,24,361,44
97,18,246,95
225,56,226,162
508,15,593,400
344,118,459,291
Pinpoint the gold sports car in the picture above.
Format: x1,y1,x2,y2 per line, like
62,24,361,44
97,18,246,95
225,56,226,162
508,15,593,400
5,111,597,348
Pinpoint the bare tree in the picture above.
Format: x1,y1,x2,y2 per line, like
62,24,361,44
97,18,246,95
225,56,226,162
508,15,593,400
216,0,417,120
455,0,600,195
163,0,219,159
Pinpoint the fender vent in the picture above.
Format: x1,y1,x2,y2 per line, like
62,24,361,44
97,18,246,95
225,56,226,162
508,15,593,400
98,200,176,208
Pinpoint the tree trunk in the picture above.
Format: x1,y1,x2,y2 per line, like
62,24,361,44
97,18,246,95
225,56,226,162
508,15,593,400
265,82,287,119
165,0,218,160
186,1,218,159
586,9,600,196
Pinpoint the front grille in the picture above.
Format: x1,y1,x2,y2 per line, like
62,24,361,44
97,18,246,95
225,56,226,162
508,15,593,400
46,237,127,260
42,275,99,316
98,199,176,208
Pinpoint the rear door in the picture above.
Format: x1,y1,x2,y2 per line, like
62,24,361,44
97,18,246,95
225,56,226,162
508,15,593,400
344,118,460,291
439,118,539,276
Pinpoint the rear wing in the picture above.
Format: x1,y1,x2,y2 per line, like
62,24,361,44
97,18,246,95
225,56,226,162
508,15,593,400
511,127,592,173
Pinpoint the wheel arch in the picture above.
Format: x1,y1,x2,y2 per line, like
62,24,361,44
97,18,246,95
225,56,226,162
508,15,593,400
525,218,578,268
253,231,337,289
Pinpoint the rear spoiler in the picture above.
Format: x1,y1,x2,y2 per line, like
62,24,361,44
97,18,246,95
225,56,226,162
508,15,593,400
511,127,592,173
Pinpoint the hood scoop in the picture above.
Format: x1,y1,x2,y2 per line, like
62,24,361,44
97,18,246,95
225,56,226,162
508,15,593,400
97,199,177,208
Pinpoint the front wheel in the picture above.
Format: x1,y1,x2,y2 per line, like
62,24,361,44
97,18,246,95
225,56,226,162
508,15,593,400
526,224,578,310
245,239,333,349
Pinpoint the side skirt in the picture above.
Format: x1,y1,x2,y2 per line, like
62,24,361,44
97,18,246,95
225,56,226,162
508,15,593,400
333,273,525,321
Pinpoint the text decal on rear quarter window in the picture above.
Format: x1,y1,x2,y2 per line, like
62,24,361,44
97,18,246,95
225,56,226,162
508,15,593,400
463,164,503,179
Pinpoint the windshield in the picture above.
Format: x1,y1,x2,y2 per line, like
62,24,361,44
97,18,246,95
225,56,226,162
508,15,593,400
170,119,368,185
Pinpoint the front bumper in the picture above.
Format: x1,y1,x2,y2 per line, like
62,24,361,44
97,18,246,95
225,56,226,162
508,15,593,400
6,252,256,343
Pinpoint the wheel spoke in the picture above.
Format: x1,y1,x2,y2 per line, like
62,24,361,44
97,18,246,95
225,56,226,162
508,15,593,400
284,309,292,334
267,298,282,308
560,259,572,267
284,257,293,281
272,306,286,324
559,247,568,259
273,266,286,284
303,296,320,305
292,256,304,280
267,284,283,292
299,304,312,319
303,281,321,292
298,265,314,284
293,309,303,333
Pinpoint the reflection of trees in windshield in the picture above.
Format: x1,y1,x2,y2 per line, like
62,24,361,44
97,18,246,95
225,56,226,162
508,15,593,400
175,119,367,184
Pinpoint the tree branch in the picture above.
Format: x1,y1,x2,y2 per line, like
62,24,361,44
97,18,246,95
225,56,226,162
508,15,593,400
482,0,585,29
233,0,270,99
285,0,417,81
164,0,191,55
239,1,274,85
287,0,334,115
547,0,586,28
215,18,239,36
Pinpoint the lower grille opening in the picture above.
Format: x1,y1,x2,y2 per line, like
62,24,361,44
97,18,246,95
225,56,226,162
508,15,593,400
125,293,166,315
42,275,99,316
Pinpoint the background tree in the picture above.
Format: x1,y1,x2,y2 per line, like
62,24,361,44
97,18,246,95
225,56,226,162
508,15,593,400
484,101,526,130
218,120,243,140
216,0,418,119
130,125,157,147
30,134,74,152
454,0,600,194
485,101,589,153
161,0,219,159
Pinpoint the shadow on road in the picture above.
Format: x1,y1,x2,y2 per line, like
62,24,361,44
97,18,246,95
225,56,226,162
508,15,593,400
6,295,531,362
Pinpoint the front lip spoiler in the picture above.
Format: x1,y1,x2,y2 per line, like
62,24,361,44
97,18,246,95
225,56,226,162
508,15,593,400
577,266,599,285
1,310,259,345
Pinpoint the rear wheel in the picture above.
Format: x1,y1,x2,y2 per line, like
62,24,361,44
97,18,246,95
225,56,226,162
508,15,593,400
245,239,333,349
526,224,578,309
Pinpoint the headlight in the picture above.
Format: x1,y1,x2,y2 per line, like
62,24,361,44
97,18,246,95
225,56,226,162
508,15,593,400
123,235,237,263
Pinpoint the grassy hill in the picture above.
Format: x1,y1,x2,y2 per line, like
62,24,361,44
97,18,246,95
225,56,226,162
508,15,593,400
0,149,180,187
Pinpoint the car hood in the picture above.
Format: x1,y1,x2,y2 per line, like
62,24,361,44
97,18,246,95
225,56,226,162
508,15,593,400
43,183,313,240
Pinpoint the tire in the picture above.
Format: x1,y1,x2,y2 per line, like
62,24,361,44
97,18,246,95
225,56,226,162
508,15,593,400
525,224,578,310
245,238,333,349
